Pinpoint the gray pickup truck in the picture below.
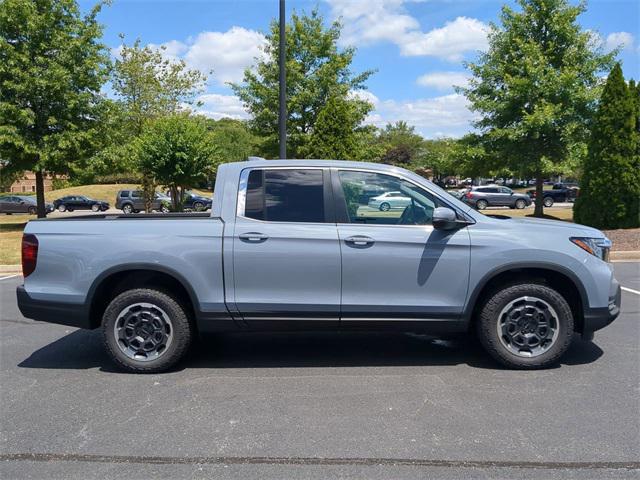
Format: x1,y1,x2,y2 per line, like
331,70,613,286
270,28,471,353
17,159,621,373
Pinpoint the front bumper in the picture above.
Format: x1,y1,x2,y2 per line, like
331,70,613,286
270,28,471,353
16,286,92,329
583,283,621,334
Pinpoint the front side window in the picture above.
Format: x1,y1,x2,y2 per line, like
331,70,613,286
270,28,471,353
244,169,325,223
337,170,444,225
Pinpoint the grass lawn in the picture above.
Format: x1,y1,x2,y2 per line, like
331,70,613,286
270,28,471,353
487,207,574,222
0,216,27,265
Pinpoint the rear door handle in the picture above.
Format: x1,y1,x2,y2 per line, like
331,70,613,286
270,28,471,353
344,235,375,247
239,232,269,243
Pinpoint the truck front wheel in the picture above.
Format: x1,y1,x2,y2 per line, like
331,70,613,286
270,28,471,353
102,288,194,373
476,283,574,369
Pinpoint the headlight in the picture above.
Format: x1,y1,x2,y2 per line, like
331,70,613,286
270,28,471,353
570,237,611,262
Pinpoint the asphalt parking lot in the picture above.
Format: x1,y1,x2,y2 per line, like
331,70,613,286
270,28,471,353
0,263,638,479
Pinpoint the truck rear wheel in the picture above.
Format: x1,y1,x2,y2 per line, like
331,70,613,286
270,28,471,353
102,288,194,373
476,283,574,369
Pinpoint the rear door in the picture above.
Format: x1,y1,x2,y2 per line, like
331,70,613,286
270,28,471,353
231,167,341,328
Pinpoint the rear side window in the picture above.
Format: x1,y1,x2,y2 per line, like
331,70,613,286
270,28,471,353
244,169,325,223
131,191,141,198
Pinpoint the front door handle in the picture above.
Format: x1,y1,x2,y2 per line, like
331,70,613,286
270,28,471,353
239,232,269,243
344,235,375,248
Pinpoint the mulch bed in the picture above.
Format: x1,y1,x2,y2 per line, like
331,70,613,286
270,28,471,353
603,228,640,251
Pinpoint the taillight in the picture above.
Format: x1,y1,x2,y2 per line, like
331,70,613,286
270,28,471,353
22,234,38,277
465,191,472,199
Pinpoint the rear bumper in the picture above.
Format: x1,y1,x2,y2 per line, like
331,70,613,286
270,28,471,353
583,284,621,333
16,286,92,329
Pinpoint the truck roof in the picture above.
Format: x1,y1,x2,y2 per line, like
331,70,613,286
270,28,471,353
229,158,410,172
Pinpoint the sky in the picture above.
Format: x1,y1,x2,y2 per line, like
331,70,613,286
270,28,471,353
82,0,640,138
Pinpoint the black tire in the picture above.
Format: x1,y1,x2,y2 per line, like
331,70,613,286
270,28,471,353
122,204,133,214
27,206,37,215
379,202,391,212
57,204,66,212
476,282,574,369
515,199,527,209
102,288,194,373
91,204,100,212
193,201,204,211
476,199,488,210
543,196,554,207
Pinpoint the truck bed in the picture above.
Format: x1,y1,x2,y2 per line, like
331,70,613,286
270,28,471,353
22,215,226,318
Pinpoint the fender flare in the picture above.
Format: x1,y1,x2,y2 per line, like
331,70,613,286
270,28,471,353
462,261,589,322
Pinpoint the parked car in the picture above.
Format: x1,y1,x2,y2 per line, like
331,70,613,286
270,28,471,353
116,190,170,214
17,159,620,373
0,195,54,215
462,185,531,210
53,195,109,212
527,183,579,207
182,193,212,211
368,191,412,211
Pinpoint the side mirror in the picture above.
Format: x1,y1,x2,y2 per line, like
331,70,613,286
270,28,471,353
432,207,460,230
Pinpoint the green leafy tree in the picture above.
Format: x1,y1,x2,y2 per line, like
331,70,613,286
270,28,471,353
135,115,220,212
574,64,639,229
110,38,207,211
378,122,425,166
463,0,615,217
303,94,371,159
231,9,374,158
206,118,260,164
0,0,110,216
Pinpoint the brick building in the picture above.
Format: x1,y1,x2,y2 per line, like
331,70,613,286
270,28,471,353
8,171,54,193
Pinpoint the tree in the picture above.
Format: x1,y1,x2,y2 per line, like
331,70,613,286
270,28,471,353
574,64,639,229
378,122,425,164
463,0,615,217
231,9,374,158
0,0,110,217
110,38,207,211
303,94,371,159
206,118,260,165
135,115,220,212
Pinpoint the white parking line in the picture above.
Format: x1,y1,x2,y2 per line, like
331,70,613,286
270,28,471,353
0,274,20,281
621,286,640,296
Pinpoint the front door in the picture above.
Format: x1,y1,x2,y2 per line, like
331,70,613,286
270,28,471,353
333,169,471,327
232,167,341,329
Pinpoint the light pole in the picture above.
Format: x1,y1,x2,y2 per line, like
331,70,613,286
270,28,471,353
278,0,286,159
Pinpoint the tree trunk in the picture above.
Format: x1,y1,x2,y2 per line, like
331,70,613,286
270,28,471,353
141,173,155,213
533,173,544,217
35,170,46,218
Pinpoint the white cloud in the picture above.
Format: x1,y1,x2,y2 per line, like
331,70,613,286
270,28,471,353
364,93,477,138
326,0,488,61
401,17,488,61
148,40,188,62
197,93,248,120
184,27,267,84
348,89,380,106
605,32,635,52
416,71,470,90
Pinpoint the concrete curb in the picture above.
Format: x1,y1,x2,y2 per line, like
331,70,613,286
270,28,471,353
0,265,21,274
611,251,640,261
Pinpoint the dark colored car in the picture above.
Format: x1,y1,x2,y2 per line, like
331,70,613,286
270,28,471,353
116,190,170,214
462,185,531,210
0,195,54,215
53,195,109,212
183,193,212,211
527,183,579,207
